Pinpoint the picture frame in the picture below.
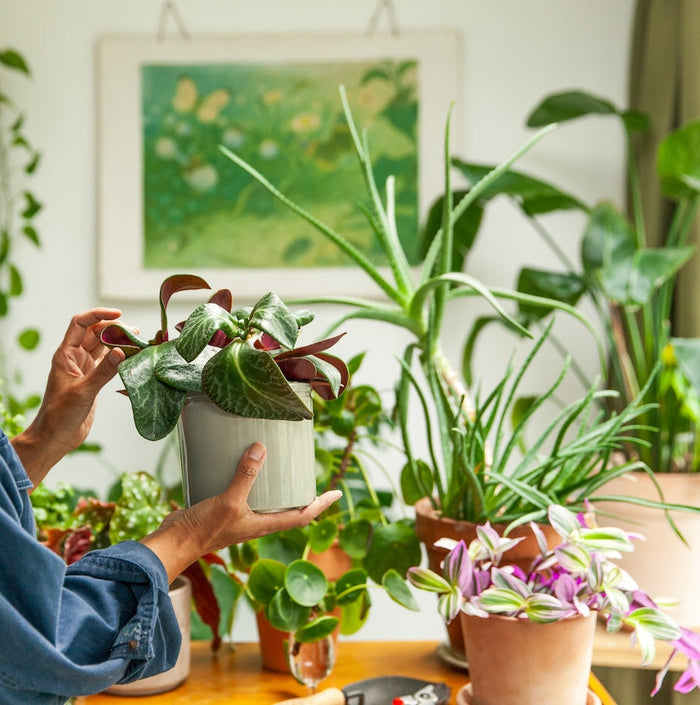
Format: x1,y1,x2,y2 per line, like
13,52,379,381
97,32,462,301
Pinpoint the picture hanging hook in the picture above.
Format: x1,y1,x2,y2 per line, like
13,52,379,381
156,0,192,42
365,0,400,37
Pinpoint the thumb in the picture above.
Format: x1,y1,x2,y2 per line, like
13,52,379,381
224,443,267,502
86,348,124,392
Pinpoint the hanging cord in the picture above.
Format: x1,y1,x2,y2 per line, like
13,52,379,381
365,0,400,37
156,0,192,41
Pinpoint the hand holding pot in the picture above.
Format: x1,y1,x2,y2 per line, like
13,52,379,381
142,442,342,583
11,307,126,486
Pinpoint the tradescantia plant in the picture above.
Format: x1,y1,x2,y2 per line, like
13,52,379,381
100,274,348,441
407,504,700,696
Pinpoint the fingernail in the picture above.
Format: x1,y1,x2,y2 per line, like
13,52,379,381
329,490,343,501
108,349,122,364
247,443,265,460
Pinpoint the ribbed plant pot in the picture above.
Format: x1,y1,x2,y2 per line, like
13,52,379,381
595,471,700,628
178,383,315,513
105,576,191,696
460,612,596,705
414,498,560,656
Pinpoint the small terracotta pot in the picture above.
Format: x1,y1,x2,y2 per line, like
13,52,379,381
460,612,596,705
106,576,192,695
414,498,560,653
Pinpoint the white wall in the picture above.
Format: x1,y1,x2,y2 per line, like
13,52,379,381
0,0,636,642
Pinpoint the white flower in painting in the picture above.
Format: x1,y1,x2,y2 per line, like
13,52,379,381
154,137,178,160
258,139,279,159
184,164,219,192
176,121,192,137
222,127,244,149
290,111,321,134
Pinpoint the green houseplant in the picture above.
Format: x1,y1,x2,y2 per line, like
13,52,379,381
101,273,348,512
407,503,700,703
442,89,699,476
218,87,696,526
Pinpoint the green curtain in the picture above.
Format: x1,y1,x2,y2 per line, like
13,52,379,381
594,7,700,702
628,0,700,337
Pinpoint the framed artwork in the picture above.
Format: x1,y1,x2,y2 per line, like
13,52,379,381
97,32,462,301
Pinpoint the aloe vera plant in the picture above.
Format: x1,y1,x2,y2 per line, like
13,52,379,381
100,274,348,441
217,86,697,525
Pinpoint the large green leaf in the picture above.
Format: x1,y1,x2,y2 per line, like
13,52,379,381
516,268,585,320
255,528,307,563
292,615,339,643
338,519,372,559
154,340,217,392
580,201,636,275
118,347,186,440
247,559,286,605
382,569,419,611
452,161,587,215
266,588,310,632
526,90,618,127
202,343,311,420
249,291,299,349
335,568,368,606
672,338,700,392
176,303,240,362
657,119,700,200
284,560,328,607
363,523,421,584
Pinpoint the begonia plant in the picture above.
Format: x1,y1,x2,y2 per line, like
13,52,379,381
407,504,700,696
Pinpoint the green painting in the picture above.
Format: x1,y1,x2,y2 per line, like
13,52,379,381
141,59,419,270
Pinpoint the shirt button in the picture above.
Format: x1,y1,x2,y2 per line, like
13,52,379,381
128,640,139,651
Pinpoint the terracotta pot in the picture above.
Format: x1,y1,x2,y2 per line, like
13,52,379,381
414,498,560,654
106,576,192,695
595,471,700,628
460,612,596,705
256,541,352,672
178,383,315,512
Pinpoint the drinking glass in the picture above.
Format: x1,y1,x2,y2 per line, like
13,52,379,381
286,632,335,694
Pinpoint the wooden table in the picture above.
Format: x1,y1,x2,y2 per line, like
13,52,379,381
77,639,619,705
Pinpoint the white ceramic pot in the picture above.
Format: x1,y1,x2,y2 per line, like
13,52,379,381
178,383,316,513
106,576,191,696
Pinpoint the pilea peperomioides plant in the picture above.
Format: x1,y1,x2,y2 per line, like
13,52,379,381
100,274,348,441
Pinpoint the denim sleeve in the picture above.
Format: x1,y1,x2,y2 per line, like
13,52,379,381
0,433,181,704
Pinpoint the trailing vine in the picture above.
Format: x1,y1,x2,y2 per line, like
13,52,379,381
0,48,42,427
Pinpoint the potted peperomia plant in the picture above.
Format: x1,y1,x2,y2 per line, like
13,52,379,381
407,504,700,704
101,274,348,512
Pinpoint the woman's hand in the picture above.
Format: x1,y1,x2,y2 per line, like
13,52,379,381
141,443,343,583
12,308,126,485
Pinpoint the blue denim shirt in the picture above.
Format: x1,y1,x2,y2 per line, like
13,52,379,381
0,431,181,704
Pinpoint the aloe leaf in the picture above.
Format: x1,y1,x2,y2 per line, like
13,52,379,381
202,343,311,420
219,145,403,305
118,347,186,441
249,291,299,349
176,303,240,362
